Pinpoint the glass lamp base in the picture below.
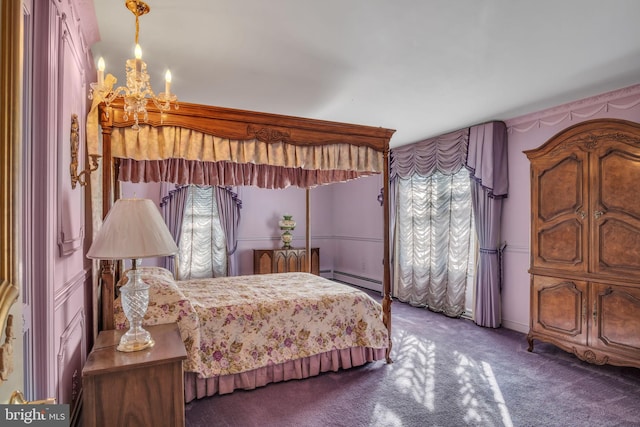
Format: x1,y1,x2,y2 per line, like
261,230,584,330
117,336,155,352
117,267,154,352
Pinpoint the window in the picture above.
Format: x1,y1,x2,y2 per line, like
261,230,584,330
394,168,475,317
177,186,227,279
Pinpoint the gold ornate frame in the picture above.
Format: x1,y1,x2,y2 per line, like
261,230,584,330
0,0,23,382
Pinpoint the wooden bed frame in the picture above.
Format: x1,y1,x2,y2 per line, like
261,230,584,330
96,97,396,361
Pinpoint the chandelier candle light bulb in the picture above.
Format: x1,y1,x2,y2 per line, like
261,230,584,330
134,44,142,74
97,57,105,86
165,70,171,96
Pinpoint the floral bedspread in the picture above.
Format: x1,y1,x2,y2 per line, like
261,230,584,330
114,268,388,378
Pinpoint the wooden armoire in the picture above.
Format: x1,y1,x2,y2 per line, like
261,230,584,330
525,118,640,368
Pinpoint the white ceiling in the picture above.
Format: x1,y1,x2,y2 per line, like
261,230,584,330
91,1,640,148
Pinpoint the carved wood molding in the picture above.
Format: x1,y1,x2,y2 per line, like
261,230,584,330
100,98,395,151
573,348,609,365
524,119,640,160
555,132,640,154
247,124,291,143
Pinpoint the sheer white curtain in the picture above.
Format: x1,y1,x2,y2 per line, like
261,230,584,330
394,170,475,316
178,186,227,279
391,129,475,317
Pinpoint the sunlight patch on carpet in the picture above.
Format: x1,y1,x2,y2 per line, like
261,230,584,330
454,351,515,426
482,361,514,427
455,352,483,424
391,331,436,412
371,403,403,427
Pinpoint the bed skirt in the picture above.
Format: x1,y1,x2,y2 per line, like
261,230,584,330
184,346,385,402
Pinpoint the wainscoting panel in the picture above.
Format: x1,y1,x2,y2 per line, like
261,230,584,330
56,309,85,415
502,245,531,333
53,269,89,423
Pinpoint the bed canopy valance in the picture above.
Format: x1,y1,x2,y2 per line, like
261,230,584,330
94,97,395,360
94,98,390,189
114,125,384,188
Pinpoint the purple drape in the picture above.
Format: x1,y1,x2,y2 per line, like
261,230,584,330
215,186,242,277
466,121,508,328
160,185,189,275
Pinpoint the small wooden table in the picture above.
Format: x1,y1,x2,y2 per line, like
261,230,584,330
82,323,187,427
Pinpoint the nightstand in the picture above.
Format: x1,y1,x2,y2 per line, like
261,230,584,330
82,323,187,427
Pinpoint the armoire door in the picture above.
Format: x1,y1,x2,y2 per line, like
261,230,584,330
590,138,640,278
589,282,640,362
530,275,588,346
530,149,589,273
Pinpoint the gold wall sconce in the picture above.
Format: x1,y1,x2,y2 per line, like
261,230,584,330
69,113,100,189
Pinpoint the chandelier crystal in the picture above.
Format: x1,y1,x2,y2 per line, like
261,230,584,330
89,0,178,129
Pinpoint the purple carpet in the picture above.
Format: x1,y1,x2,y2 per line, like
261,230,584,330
185,288,640,426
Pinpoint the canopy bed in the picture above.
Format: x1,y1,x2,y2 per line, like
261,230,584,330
92,98,395,400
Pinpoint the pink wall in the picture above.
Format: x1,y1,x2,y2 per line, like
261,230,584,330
232,179,381,279
235,186,310,275
215,175,383,284
330,175,385,290
502,84,640,332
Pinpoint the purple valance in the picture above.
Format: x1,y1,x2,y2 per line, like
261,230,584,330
389,129,469,179
466,122,508,198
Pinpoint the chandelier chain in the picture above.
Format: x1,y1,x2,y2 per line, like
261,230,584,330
135,14,139,45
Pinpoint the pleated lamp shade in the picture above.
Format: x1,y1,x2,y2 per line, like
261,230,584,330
87,198,178,260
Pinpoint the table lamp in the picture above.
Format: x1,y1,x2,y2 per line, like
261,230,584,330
87,198,178,352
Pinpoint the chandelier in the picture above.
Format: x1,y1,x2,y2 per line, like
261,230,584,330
90,0,178,129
